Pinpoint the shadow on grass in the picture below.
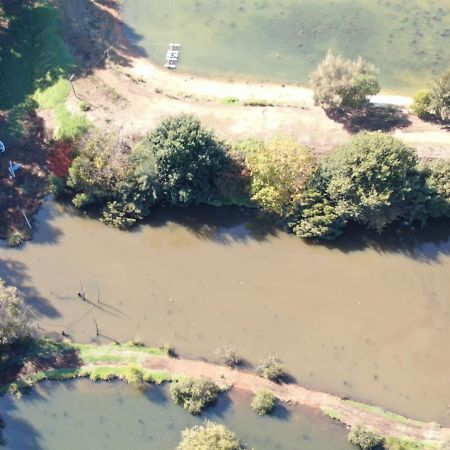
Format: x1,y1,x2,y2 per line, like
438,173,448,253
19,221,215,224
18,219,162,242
326,105,412,133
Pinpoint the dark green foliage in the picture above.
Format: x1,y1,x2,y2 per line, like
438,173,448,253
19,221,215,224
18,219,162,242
411,89,432,119
140,114,227,206
422,160,450,218
170,378,221,415
320,133,422,231
348,425,383,450
287,188,347,240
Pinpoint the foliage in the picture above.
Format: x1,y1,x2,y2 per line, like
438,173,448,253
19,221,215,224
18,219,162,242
251,389,277,415
214,345,241,367
310,51,380,110
422,160,450,218
428,68,450,121
140,114,227,206
384,436,435,450
220,97,240,105
213,151,252,206
177,421,243,450
122,364,146,391
170,378,222,415
47,141,73,177
411,89,432,119
348,425,383,450
256,355,287,382
0,279,31,347
287,186,346,240
242,138,316,215
6,230,26,247
321,133,423,231
67,134,157,228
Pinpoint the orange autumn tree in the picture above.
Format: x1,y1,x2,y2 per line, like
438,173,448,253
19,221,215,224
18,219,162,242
47,141,73,177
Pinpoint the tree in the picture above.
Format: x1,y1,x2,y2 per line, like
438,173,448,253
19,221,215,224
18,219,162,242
177,421,243,450
251,389,277,415
423,160,450,218
242,138,316,216
67,134,157,228
140,114,226,206
310,51,380,110
429,68,450,121
321,133,422,231
411,89,432,119
256,354,287,382
0,278,31,347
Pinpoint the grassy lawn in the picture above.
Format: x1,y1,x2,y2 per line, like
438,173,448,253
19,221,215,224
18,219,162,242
0,0,88,140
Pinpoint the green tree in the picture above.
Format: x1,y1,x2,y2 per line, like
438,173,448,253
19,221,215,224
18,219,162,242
411,89,432,118
140,114,226,206
0,278,31,347
321,133,422,231
242,138,316,216
177,421,243,450
429,68,450,121
251,389,277,415
423,160,450,218
348,425,383,450
310,51,380,110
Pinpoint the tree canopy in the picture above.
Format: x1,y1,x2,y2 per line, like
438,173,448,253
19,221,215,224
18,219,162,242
140,114,226,206
310,51,380,110
0,278,31,347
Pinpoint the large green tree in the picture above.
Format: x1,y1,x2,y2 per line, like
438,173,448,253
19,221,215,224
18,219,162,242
310,51,380,110
140,114,226,206
321,133,422,231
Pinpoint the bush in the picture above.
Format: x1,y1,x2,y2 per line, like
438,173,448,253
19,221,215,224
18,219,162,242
411,89,432,119
177,421,243,450
0,278,31,347
348,425,383,450
429,68,450,121
7,230,26,247
256,355,287,382
170,378,221,415
310,51,380,110
242,138,316,216
321,133,423,232
214,345,241,367
423,160,450,218
251,389,277,415
139,114,227,206
123,365,146,391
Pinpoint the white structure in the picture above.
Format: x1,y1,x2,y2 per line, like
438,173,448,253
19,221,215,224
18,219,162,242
165,42,181,69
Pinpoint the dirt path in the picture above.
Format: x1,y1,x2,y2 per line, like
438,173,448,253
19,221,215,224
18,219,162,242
142,356,450,445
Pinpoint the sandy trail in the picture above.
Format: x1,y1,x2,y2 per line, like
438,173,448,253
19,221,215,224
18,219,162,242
142,355,450,445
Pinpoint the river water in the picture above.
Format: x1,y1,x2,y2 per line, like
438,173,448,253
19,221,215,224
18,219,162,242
0,201,449,425
0,380,352,450
121,0,450,93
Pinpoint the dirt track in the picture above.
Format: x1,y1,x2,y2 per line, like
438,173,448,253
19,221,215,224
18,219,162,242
142,355,450,445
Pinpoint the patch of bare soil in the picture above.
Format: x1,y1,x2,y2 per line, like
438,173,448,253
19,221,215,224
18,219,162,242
144,356,450,445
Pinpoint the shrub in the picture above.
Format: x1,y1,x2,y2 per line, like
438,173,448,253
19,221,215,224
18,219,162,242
310,51,380,110
411,89,432,119
348,425,383,450
251,389,277,415
47,141,73,177
214,345,241,367
429,68,450,121
123,365,146,391
423,160,450,218
321,133,423,231
7,230,25,247
242,138,316,216
256,355,287,382
170,378,221,415
177,421,243,450
139,114,227,206
0,278,31,347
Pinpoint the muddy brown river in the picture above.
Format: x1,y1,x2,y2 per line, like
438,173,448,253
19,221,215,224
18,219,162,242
1,201,449,424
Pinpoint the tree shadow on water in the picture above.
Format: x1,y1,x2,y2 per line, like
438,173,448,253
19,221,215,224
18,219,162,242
319,218,450,263
144,205,279,245
0,259,61,318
